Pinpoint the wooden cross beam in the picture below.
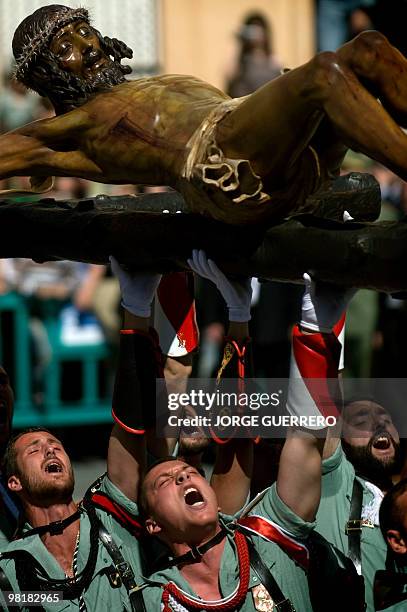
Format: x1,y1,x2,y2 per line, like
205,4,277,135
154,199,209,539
0,191,405,293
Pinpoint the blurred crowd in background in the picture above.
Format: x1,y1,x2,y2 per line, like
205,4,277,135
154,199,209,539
0,0,407,433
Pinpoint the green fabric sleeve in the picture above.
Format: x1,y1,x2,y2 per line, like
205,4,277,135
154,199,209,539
322,442,344,475
100,474,140,516
252,483,315,540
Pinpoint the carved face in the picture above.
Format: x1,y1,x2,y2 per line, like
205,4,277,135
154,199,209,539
50,20,110,79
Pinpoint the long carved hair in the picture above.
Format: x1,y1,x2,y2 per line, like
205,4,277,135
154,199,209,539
12,4,133,114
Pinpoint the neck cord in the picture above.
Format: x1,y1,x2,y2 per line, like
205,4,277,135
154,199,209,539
20,505,82,539
156,527,228,572
69,529,87,612
162,530,250,611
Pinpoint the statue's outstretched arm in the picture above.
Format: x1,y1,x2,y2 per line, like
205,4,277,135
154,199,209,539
0,109,103,182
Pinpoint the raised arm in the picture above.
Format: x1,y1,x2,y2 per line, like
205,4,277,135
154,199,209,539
277,276,356,521
210,320,254,514
107,258,163,501
322,316,346,460
0,108,103,182
211,436,253,515
188,250,254,513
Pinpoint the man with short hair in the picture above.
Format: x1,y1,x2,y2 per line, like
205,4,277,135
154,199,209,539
126,252,361,612
316,388,402,611
263,272,400,610
2,5,407,224
300,338,401,612
0,254,259,611
0,422,148,610
0,287,166,610
341,399,401,489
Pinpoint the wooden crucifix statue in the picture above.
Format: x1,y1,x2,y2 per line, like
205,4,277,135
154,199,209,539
3,4,407,226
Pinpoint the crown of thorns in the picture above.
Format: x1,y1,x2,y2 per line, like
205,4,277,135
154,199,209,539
14,7,90,81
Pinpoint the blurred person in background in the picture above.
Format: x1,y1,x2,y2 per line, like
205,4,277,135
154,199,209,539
225,12,282,98
369,0,407,58
0,68,48,194
317,0,376,51
223,12,302,493
319,1,407,60
347,5,375,39
224,11,299,386
0,68,39,133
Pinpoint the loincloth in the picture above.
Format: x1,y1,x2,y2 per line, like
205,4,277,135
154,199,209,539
178,97,323,226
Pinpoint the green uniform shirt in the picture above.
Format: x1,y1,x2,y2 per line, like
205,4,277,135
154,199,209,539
316,444,388,612
373,560,407,612
142,483,315,611
0,475,145,611
0,513,15,549
0,475,20,548
382,600,407,612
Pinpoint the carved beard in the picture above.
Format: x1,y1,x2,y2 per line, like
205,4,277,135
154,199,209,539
78,57,127,94
34,50,128,114
57,57,126,112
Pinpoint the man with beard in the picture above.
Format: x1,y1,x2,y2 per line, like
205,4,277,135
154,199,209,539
277,275,398,610
341,399,401,491
0,421,148,611
3,6,407,224
110,253,252,517
0,254,258,612
315,393,402,611
130,254,363,612
0,277,171,611
86,251,361,612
